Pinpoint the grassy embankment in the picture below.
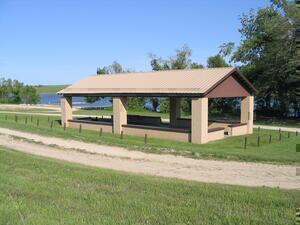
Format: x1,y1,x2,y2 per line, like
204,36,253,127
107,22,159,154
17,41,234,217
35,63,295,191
0,147,299,225
0,113,299,164
34,84,69,94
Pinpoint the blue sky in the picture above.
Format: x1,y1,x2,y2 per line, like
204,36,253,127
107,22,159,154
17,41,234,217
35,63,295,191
0,0,270,85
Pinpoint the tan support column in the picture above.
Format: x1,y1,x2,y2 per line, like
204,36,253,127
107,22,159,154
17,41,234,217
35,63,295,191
113,97,127,134
170,97,181,127
61,96,72,127
191,97,208,144
241,96,254,134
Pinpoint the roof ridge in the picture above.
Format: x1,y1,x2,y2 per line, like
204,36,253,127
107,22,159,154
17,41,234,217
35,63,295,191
89,67,235,77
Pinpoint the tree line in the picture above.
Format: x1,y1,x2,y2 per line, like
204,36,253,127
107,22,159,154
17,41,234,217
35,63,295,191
90,0,300,118
0,78,40,104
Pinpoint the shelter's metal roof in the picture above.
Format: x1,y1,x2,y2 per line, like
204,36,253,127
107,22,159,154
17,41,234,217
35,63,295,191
58,67,256,97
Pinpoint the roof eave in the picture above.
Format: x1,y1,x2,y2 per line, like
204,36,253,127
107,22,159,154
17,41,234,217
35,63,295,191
59,92,204,98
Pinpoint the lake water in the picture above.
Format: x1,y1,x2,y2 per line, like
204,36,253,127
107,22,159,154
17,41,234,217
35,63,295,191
39,94,153,109
38,94,112,107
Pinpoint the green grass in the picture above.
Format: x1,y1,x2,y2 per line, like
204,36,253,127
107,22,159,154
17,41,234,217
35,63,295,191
34,84,69,94
0,146,299,225
0,113,299,165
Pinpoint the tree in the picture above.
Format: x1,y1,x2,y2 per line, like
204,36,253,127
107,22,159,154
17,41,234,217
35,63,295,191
96,67,109,75
150,45,195,71
20,86,40,104
127,97,145,110
207,54,229,68
230,0,300,117
219,42,235,58
191,62,204,69
96,61,127,75
0,78,40,104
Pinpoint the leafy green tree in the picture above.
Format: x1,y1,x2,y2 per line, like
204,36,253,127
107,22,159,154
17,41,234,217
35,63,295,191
0,78,40,104
96,67,109,75
230,0,300,117
207,54,229,68
9,79,23,103
158,98,169,113
191,62,204,69
20,86,40,104
150,45,194,71
219,42,235,58
127,97,145,110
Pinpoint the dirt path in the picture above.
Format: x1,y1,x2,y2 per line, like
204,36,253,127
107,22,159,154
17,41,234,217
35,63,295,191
0,127,298,189
0,104,61,111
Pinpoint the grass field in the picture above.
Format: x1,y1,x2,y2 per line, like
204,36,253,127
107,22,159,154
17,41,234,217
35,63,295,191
0,146,299,225
34,84,69,94
0,113,299,164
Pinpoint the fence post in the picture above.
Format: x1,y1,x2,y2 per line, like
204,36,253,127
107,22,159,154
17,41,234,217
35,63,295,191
99,128,103,137
288,132,290,138
15,115,18,123
258,126,260,133
37,119,39,126
64,123,66,131
257,136,260,147
144,134,148,144
5,115,7,120
79,124,82,133
269,135,272,144
120,131,123,139
279,133,282,141
244,136,247,149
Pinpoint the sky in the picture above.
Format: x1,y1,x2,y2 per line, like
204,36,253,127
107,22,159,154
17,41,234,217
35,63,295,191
0,0,270,85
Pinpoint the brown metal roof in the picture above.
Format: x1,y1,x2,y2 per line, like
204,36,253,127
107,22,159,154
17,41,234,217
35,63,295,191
58,67,256,97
